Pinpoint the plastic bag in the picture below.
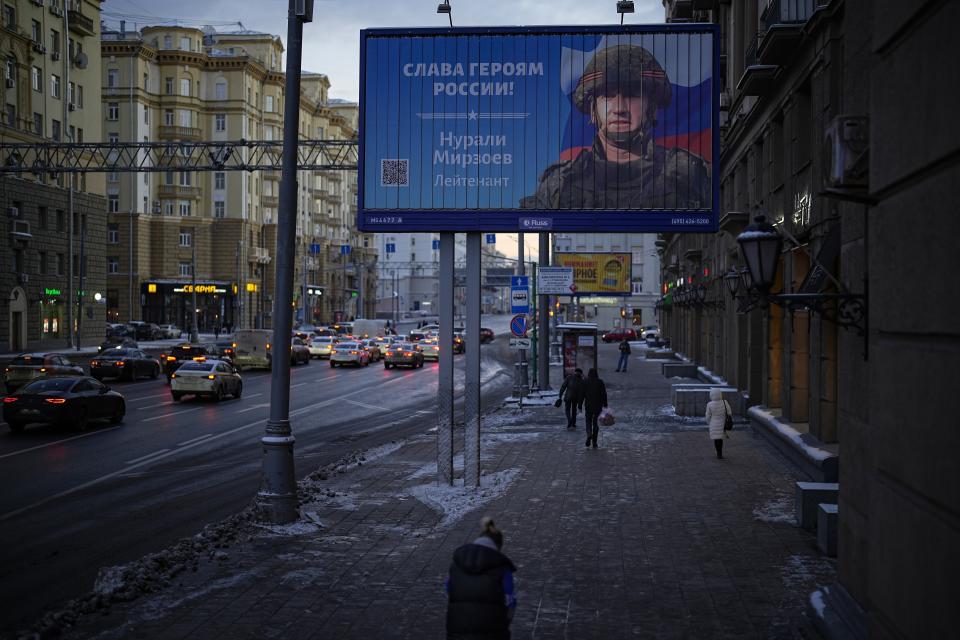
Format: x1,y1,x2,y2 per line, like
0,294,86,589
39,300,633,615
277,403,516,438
598,408,615,426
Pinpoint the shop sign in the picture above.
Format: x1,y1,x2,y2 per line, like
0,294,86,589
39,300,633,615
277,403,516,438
173,284,227,294
246,282,259,292
44,287,62,296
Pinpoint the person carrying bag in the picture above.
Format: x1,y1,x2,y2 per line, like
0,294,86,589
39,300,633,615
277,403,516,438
705,388,732,459
581,368,608,449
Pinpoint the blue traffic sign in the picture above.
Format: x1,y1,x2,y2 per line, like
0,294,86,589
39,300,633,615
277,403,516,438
510,314,527,337
432,239,441,250
510,285,529,314
385,243,396,253
340,244,351,255
310,243,322,255
511,275,529,288
486,233,496,244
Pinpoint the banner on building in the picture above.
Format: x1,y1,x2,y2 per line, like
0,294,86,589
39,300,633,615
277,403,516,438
554,252,631,295
358,24,719,233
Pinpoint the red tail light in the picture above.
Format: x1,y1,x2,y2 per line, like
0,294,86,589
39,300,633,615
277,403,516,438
3,397,18,403
350,351,359,355
115,361,125,366
45,398,67,404
91,360,100,366
404,352,413,357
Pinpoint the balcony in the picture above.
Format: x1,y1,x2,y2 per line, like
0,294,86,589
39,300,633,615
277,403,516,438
158,125,202,141
248,246,271,264
158,184,201,200
758,0,815,65
262,195,279,208
67,9,96,37
737,34,778,97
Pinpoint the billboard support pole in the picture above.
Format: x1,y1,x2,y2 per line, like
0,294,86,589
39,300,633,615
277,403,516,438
465,232,481,488
437,232,455,486
256,0,309,524
539,233,551,389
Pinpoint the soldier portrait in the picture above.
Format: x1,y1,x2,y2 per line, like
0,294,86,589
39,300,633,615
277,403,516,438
522,43,711,211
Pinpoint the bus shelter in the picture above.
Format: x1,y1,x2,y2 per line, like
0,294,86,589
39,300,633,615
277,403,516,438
558,322,598,379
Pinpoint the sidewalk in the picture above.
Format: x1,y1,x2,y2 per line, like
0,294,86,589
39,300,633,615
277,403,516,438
32,344,835,639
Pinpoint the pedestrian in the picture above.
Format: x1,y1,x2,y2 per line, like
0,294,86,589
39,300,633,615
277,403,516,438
704,388,732,459
214,323,221,339
615,338,632,372
446,516,517,640
557,368,585,430
582,368,608,448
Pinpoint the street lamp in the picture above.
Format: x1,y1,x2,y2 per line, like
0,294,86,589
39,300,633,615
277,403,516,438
616,0,634,25
437,1,452,27
736,215,782,294
724,267,740,298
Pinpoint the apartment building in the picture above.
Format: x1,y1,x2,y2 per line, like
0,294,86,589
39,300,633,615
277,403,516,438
0,0,105,351
100,24,372,332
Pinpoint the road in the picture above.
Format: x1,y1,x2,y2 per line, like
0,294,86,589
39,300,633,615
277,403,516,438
0,321,514,635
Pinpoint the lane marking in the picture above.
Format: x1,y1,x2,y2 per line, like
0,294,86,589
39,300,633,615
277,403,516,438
142,406,206,422
127,392,176,403
346,399,384,411
0,427,123,461
234,403,270,414
125,448,171,465
178,434,214,446
290,383,306,389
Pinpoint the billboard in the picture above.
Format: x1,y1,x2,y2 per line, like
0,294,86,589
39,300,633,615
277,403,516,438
358,24,718,233
554,252,632,295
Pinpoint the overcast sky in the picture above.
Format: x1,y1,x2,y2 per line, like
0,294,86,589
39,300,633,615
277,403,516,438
101,0,667,260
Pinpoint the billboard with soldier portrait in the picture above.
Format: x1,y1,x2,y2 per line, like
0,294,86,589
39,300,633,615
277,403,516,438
359,25,718,233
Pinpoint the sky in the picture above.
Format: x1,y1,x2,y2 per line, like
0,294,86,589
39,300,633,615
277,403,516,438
100,0,667,261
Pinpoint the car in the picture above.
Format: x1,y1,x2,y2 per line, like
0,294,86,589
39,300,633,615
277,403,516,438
479,327,495,343
90,348,161,381
308,335,338,359
170,359,242,402
98,337,139,352
640,325,661,341
2,353,85,393
452,332,466,354
601,328,637,343
360,339,382,362
209,340,237,363
383,343,424,369
419,324,440,333
330,341,371,367
130,321,162,341
232,329,273,370
107,323,136,339
419,339,440,362
159,324,183,339
3,376,125,432
408,331,428,343
372,336,395,352
159,343,214,382
293,324,319,340
290,338,312,365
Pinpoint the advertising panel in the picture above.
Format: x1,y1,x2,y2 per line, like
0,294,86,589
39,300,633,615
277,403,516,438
554,252,631,295
359,25,718,233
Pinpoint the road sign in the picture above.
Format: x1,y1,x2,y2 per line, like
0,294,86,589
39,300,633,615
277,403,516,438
510,287,529,314
510,314,527,337
385,243,396,253
310,243,322,255
340,244,351,255
509,337,531,350
432,239,440,250
511,275,529,288
537,266,575,294
486,233,496,244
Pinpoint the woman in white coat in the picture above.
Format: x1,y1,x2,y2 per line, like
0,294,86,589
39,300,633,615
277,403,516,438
704,387,731,459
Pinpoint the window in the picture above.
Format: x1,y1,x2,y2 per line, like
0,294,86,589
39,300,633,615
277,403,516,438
32,111,42,135
108,132,119,145
179,78,189,97
214,172,225,190
107,69,118,89
179,202,191,217
38,207,47,229
50,29,60,56
178,109,191,127
180,37,191,51
215,81,227,100
164,77,173,94
164,170,174,185
163,202,174,216
51,74,60,98
179,262,192,277
411,253,416,262
163,35,172,50
179,229,192,247
11,248,23,273
214,113,225,132
164,108,174,125
265,95,274,112
76,85,83,107
51,119,61,141
108,224,119,244
56,209,65,231
39,251,47,275
76,127,83,143
31,66,41,92
56,253,65,276
3,102,13,127
214,201,225,218
32,19,41,43
108,195,119,213
143,105,148,124
108,258,119,274
179,171,192,186
3,4,14,29
107,171,117,182
107,102,119,120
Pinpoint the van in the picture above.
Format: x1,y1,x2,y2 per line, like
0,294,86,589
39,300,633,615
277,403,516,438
232,329,273,370
352,319,388,339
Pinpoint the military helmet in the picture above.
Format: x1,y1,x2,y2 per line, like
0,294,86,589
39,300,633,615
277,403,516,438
573,44,672,114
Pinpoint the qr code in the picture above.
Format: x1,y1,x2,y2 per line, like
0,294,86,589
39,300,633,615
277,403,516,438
380,159,409,187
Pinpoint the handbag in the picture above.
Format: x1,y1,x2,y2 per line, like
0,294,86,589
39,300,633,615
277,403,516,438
599,408,615,426
723,400,733,431
554,398,563,408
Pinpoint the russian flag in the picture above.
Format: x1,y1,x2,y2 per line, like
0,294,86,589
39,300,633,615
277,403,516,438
558,34,713,164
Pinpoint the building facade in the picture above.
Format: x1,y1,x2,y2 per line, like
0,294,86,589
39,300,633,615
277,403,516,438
659,1,958,637
1,0,105,351
99,24,372,332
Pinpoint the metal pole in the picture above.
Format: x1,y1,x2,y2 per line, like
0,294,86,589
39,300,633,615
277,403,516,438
530,260,538,390
76,209,85,349
63,7,74,349
257,0,307,524
129,45,135,324
190,238,198,342
464,232,481,488
539,232,551,389
236,241,242,330
302,248,307,325
437,232,454,485
517,233,527,396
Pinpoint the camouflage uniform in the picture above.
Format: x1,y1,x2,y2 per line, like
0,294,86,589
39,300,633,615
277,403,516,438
522,44,710,210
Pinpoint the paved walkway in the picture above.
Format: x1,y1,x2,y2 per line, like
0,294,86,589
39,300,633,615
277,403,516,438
38,345,835,640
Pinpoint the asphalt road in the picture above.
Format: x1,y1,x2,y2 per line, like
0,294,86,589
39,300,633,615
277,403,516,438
0,328,515,635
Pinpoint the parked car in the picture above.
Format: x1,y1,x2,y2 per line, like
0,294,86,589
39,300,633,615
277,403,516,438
330,341,371,368
479,327,495,343
308,335,338,359
90,348,161,381
232,329,272,371
170,359,242,402
640,325,661,341
159,343,214,382
289,338,311,365
452,332,466,354
360,339,382,362
128,321,162,341
159,324,183,339
107,323,136,339
98,337,138,353
383,343,424,369
420,339,440,362
2,353,84,393
601,328,637,343
3,376,125,432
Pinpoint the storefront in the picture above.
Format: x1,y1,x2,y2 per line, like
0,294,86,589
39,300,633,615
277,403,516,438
142,281,237,333
38,286,67,342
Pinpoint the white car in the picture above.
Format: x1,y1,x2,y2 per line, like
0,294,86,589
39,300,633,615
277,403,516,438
641,325,661,341
330,342,371,368
170,359,242,401
159,324,182,339
308,336,338,359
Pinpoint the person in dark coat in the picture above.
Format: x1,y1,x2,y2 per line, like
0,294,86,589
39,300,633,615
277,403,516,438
615,338,631,372
582,368,608,448
446,516,517,640
557,368,585,430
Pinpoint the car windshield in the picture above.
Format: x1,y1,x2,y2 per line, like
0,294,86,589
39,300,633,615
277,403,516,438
101,348,136,356
178,362,215,372
19,378,77,393
398,344,415,351
175,346,206,357
337,342,359,350
314,337,333,343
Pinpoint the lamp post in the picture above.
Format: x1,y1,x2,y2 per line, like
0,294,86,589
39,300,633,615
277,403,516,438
256,0,313,524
